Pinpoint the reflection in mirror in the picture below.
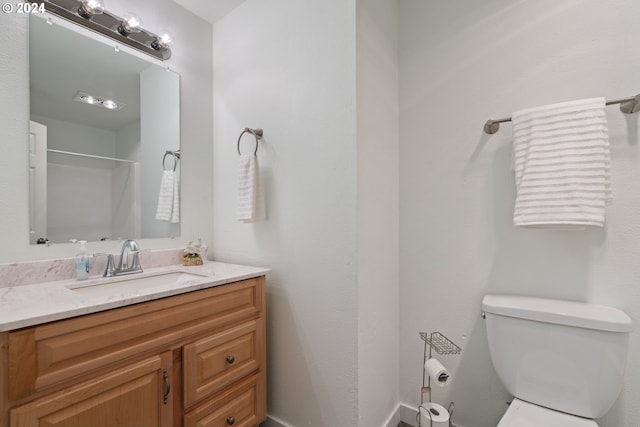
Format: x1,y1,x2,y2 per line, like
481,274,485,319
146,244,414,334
29,14,180,244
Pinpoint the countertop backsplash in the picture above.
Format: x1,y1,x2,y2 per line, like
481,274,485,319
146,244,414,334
0,248,188,288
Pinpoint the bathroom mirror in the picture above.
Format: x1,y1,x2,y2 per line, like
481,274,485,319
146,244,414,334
29,13,180,244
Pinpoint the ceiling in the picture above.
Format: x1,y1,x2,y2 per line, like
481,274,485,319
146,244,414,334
172,0,246,24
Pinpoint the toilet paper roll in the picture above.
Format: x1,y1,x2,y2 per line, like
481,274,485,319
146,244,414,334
420,402,449,427
425,358,451,387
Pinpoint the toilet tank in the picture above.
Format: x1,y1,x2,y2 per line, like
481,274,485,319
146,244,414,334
482,295,632,419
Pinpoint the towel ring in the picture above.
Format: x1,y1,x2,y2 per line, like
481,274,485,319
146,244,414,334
163,151,179,171
237,128,264,156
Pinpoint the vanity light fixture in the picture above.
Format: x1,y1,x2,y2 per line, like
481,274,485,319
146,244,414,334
37,0,172,60
73,91,126,111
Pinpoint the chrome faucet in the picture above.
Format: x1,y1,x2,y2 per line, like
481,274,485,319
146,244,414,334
116,239,143,275
94,239,143,277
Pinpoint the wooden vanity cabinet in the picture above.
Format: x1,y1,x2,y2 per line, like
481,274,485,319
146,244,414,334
0,276,266,427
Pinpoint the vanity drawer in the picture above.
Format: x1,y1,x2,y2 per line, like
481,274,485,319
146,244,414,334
8,277,264,400
184,374,263,427
183,319,263,408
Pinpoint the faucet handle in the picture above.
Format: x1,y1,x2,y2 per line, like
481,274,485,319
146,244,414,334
93,253,116,277
130,251,143,273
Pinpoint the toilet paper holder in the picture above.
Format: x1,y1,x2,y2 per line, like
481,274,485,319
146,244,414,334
418,332,461,427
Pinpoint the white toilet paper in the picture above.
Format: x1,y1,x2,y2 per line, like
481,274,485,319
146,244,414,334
425,358,451,387
420,402,449,427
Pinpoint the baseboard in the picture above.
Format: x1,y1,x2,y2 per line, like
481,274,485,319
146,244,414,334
261,405,464,427
400,403,420,426
259,415,291,427
383,403,402,427
261,410,402,427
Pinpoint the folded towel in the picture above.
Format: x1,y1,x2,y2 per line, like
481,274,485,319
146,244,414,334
512,97,611,228
155,170,180,223
236,154,266,222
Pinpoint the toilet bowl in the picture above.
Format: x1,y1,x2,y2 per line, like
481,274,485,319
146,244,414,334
498,399,597,427
482,294,632,426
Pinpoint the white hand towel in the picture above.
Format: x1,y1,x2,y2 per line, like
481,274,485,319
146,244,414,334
512,97,611,228
155,170,180,223
171,170,180,223
236,154,266,223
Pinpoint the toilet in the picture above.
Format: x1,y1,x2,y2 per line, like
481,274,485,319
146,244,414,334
482,294,632,426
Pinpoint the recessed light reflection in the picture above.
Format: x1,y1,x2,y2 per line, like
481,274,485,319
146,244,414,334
102,100,118,110
73,91,126,111
82,95,98,104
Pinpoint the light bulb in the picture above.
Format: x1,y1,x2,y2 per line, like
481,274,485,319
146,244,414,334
152,31,173,50
119,12,143,34
117,12,143,36
78,0,104,18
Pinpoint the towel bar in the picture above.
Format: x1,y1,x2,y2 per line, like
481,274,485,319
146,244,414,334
484,94,640,134
162,149,180,171
237,128,264,156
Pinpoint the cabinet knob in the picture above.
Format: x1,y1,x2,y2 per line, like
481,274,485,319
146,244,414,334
226,416,236,425
226,355,235,364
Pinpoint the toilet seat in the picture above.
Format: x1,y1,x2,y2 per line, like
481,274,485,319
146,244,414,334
498,399,598,427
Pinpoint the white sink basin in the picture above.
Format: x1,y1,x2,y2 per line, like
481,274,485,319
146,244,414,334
67,271,209,298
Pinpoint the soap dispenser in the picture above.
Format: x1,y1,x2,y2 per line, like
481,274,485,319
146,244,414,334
75,240,90,281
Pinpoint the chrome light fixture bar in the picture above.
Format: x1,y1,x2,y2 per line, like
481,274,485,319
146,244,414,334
36,0,172,61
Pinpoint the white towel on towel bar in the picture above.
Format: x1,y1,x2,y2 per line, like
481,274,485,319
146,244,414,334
155,170,180,223
512,97,611,228
236,154,266,223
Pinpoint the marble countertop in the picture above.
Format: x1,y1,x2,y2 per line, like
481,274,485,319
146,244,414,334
0,261,270,332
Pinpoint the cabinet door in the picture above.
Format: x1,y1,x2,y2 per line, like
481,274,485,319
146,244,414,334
10,353,173,427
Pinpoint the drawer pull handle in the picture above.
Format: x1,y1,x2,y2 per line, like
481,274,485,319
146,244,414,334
226,355,236,364
162,369,171,405
226,416,236,425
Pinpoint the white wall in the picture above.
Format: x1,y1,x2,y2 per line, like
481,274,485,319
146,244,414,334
213,1,360,425
399,1,640,426
0,0,212,261
356,0,400,425
214,2,400,425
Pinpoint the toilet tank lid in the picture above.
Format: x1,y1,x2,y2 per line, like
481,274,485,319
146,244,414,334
482,295,633,332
